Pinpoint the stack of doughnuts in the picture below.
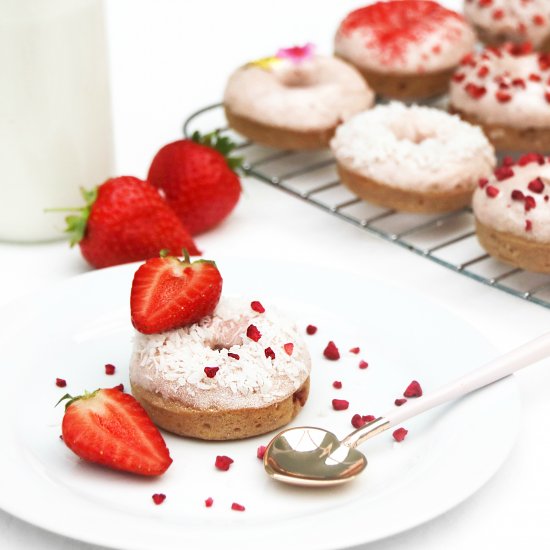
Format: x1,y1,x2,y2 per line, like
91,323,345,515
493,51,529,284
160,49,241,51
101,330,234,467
464,0,550,51
221,0,550,274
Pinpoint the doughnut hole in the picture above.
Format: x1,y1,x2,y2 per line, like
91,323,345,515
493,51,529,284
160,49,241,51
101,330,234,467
206,318,246,350
277,65,319,88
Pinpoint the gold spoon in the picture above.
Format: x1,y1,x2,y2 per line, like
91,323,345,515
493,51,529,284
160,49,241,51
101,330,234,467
264,332,550,487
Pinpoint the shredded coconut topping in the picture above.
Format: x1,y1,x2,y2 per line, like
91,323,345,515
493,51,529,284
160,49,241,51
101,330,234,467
129,297,311,410
330,103,496,192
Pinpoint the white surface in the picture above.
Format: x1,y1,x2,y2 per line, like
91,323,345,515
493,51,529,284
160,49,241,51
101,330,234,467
0,259,519,549
2,0,550,549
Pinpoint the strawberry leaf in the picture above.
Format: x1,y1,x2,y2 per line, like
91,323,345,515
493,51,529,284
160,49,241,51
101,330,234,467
191,130,244,173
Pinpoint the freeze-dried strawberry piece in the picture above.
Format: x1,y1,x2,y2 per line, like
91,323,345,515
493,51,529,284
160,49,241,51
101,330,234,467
283,343,294,356
264,347,276,360
528,177,544,193
465,83,487,99
257,445,266,460
152,493,166,505
228,353,240,360
332,399,349,411
404,380,423,397
104,364,115,375
359,360,369,369
518,152,545,166
324,341,340,360
349,347,360,354
246,324,261,342
351,414,376,429
486,185,500,198
332,380,342,389
494,166,514,181
306,324,318,335
250,301,265,313
525,195,536,211
204,366,219,378
56,378,67,388
351,414,366,429
393,428,408,442
205,497,214,508
231,502,245,511
395,398,407,406
215,455,234,471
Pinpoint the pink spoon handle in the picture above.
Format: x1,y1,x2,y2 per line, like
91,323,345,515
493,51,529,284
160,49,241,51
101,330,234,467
342,331,550,448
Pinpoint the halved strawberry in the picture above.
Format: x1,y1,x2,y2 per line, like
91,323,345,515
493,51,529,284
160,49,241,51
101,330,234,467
130,250,223,334
59,388,172,476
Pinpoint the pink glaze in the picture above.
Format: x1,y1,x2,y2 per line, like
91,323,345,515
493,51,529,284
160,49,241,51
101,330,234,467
464,0,550,49
473,157,550,242
334,1,476,74
223,55,374,132
449,45,550,128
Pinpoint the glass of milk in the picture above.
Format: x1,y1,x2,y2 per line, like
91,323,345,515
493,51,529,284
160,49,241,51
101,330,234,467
0,0,113,242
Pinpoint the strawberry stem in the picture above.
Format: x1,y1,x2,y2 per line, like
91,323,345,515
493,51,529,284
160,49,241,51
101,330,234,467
47,187,98,246
55,389,100,410
191,130,243,173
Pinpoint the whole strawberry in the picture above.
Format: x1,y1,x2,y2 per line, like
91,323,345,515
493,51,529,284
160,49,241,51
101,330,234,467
130,250,223,334
63,176,200,268
147,131,242,235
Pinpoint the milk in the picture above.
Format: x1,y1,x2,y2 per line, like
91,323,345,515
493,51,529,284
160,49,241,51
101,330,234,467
0,0,113,242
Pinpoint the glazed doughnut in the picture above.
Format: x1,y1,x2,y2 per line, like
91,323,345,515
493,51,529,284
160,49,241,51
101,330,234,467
473,154,550,273
129,297,311,441
334,1,476,100
464,0,550,52
330,103,496,213
449,43,550,152
223,44,374,150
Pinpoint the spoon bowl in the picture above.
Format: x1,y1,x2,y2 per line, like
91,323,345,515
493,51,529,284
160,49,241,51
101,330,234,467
264,426,368,487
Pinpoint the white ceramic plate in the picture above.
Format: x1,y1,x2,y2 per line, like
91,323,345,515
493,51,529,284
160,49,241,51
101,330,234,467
0,258,519,550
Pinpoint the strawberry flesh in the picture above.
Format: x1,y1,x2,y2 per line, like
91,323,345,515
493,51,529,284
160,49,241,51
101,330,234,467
61,388,172,476
130,255,222,334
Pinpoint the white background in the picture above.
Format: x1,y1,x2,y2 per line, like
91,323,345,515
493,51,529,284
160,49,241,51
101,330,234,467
2,0,550,548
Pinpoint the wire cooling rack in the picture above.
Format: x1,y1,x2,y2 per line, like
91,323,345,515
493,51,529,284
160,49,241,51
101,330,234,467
184,103,550,310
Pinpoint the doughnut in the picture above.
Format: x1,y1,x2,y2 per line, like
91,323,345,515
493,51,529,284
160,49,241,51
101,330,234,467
330,103,496,213
449,43,550,152
464,0,550,51
129,297,311,441
473,154,550,273
334,1,476,100
223,44,374,150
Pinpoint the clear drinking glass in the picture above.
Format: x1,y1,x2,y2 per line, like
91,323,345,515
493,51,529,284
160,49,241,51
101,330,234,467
0,0,113,242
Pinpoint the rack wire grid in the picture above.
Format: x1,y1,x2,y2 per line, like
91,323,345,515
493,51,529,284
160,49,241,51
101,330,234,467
184,103,550,310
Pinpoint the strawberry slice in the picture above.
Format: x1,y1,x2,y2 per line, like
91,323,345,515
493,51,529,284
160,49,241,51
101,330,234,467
130,250,223,334
59,388,172,476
